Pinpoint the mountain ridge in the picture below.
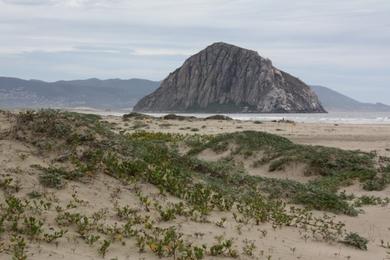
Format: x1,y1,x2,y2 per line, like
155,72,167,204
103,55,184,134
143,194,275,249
0,77,160,109
311,85,390,112
1,78,389,113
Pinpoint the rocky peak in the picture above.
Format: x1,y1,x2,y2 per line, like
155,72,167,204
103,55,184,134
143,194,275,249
134,42,326,113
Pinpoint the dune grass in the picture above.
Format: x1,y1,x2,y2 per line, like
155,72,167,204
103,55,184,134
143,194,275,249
1,110,381,258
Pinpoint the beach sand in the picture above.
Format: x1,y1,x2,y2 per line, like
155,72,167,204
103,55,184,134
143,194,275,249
106,115,390,156
1,111,390,260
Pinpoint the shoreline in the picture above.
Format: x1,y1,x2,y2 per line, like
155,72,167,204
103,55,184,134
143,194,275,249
80,110,390,125
3,107,390,124
103,113,390,157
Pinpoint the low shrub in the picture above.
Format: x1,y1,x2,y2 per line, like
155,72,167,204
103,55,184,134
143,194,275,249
38,167,84,189
342,232,368,250
362,177,387,191
123,112,154,121
204,115,233,121
39,170,65,189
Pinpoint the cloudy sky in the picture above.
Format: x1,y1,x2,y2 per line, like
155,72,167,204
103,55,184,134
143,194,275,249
0,0,389,103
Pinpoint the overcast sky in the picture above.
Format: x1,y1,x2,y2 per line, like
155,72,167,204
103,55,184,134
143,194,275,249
0,0,389,104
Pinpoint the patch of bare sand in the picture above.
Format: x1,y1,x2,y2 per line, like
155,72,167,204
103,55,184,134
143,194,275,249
337,205,390,257
245,161,316,184
178,208,389,260
197,144,237,162
197,147,316,184
341,181,390,198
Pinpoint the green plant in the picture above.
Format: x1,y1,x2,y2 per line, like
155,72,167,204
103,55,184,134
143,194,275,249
115,205,138,221
123,112,153,121
84,234,101,246
362,177,388,191
242,239,256,256
0,177,21,193
146,227,183,258
157,205,177,222
342,232,368,250
27,191,42,199
193,245,206,259
99,240,111,257
215,217,226,228
43,228,67,243
37,165,85,189
136,233,146,253
11,235,27,260
380,240,390,249
5,196,26,217
353,195,390,207
209,237,238,257
39,170,65,189
23,216,43,238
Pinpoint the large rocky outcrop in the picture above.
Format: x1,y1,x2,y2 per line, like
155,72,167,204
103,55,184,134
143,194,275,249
134,42,326,113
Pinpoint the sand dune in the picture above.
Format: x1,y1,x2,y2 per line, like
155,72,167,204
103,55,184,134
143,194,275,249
1,110,390,259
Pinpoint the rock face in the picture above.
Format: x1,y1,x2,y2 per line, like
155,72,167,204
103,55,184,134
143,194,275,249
134,42,326,113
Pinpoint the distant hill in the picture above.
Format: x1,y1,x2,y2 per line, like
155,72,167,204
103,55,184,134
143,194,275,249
311,85,390,112
0,77,159,109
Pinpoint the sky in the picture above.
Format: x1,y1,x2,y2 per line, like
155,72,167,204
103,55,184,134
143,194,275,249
0,0,389,104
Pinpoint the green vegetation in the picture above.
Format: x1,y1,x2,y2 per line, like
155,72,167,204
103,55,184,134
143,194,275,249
353,195,390,207
187,131,386,215
1,110,382,259
242,239,256,256
209,237,238,257
162,114,196,121
38,166,84,189
204,115,233,121
188,131,375,180
0,195,66,258
342,232,368,250
11,236,27,260
362,172,390,191
13,111,381,216
122,112,154,121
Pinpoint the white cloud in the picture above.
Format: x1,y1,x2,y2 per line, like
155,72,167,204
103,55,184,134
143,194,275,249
0,0,122,7
132,48,196,57
1,0,55,5
0,0,389,103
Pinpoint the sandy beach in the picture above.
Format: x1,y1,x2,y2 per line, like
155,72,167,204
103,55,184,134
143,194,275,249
105,114,390,156
1,110,390,260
